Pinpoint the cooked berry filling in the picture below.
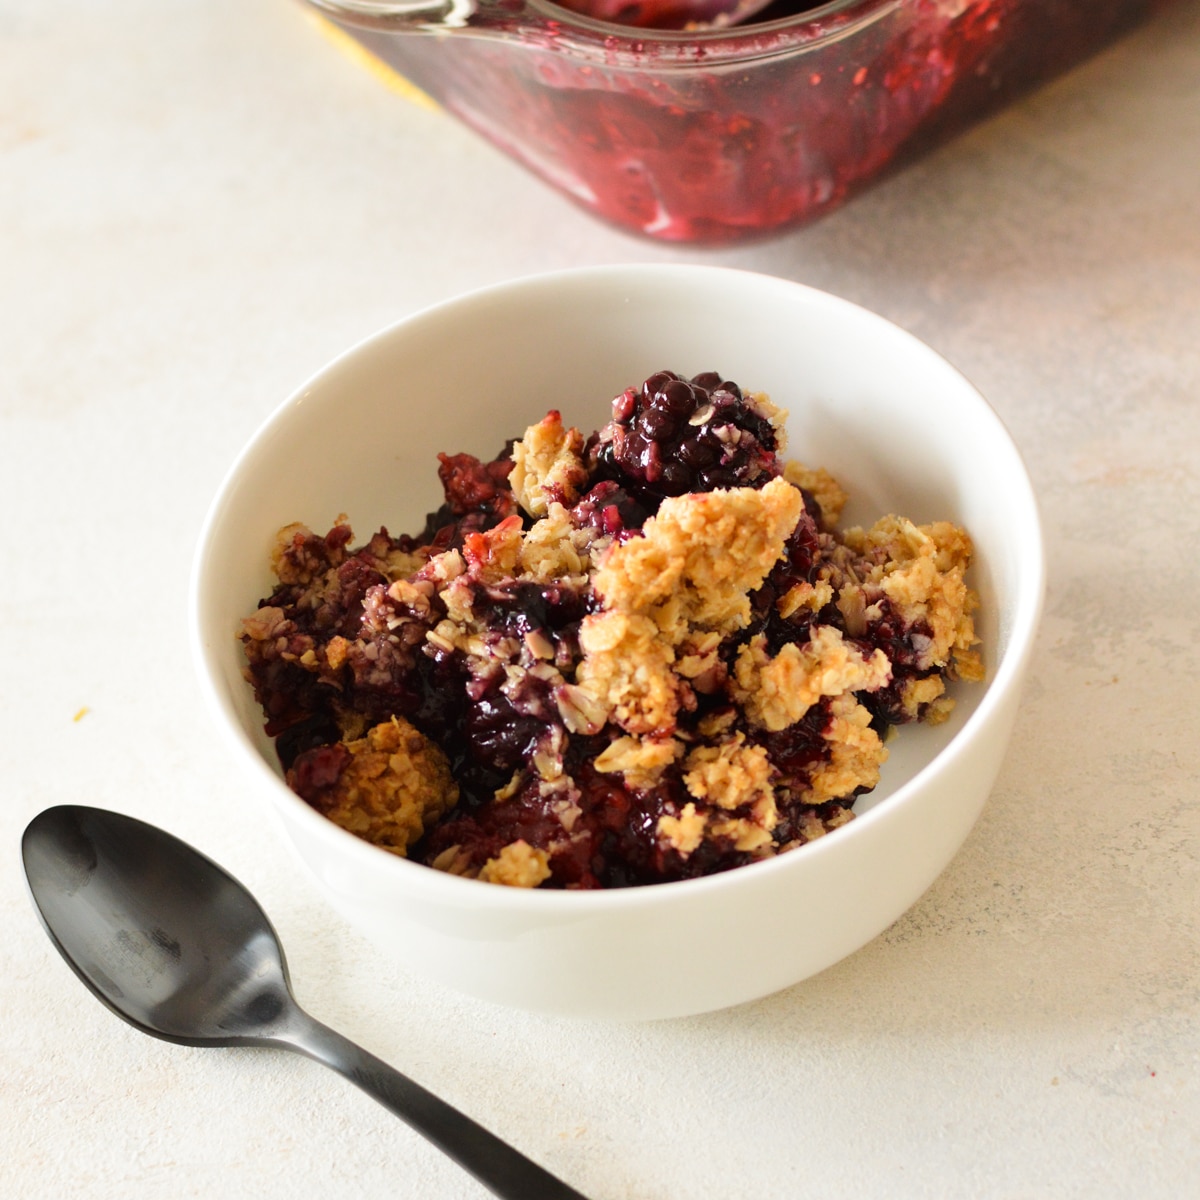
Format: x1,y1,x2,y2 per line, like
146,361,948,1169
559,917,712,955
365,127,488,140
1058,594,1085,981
589,370,783,509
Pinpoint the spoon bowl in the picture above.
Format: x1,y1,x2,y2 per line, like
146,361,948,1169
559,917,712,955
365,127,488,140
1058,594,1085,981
22,805,590,1200
23,804,292,1047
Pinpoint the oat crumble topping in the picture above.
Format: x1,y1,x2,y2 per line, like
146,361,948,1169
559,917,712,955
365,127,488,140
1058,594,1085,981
478,840,553,887
288,716,459,856
241,370,983,889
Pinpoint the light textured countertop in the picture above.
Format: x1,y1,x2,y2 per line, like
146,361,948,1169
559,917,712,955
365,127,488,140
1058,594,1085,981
4,2,1198,1197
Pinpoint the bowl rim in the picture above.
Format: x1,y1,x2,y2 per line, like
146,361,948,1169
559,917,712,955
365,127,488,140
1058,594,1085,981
190,263,1045,914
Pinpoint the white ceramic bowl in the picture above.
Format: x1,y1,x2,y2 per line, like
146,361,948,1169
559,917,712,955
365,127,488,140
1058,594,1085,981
191,265,1044,1021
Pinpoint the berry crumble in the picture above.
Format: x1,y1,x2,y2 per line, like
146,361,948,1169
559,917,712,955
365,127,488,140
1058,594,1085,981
240,371,983,889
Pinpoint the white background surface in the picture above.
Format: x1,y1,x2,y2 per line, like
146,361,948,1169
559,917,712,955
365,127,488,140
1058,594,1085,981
3,1,1198,1196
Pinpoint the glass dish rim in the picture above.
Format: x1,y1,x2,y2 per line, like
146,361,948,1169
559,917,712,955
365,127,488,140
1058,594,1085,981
309,0,906,67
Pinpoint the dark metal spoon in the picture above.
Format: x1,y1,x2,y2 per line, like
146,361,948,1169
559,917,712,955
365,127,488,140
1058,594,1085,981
21,805,590,1200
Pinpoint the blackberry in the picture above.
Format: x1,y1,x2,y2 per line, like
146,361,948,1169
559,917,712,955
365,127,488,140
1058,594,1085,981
589,370,782,509
570,479,651,537
751,702,829,796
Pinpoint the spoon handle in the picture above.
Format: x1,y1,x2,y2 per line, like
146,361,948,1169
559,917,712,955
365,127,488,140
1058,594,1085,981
284,1011,592,1200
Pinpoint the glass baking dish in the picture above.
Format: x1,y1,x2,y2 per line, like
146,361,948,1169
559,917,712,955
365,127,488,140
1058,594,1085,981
305,0,1166,244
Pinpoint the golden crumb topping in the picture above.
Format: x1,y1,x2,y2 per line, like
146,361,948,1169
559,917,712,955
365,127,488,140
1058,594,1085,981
576,611,681,736
900,674,952,724
593,476,803,640
594,734,684,788
677,735,780,856
461,515,524,584
682,735,775,814
732,625,891,732
296,717,459,857
777,578,834,620
803,694,888,806
841,515,978,670
478,840,553,887
518,502,595,583
657,803,707,856
509,411,588,518
707,814,777,855
783,461,848,529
